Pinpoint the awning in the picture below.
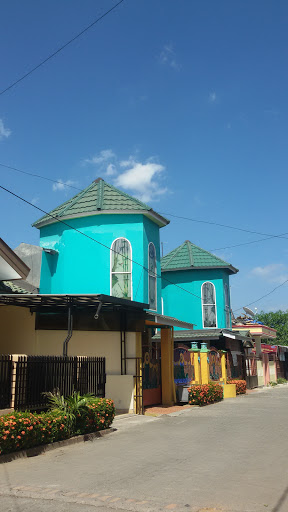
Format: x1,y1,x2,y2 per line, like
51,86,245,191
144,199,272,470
0,293,149,311
146,312,195,330
153,328,252,342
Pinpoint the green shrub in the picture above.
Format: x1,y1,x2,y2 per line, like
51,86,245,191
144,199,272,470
0,394,115,456
268,381,277,386
0,410,70,455
277,377,287,384
75,398,115,434
188,383,223,406
227,379,247,395
45,391,115,435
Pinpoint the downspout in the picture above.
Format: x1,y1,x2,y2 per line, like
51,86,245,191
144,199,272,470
63,306,73,356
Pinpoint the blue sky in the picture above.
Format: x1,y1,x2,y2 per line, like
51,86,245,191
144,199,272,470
1,0,288,313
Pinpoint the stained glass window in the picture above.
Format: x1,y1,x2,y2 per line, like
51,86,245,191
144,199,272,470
224,283,230,328
148,242,157,309
111,238,132,300
202,282,217,328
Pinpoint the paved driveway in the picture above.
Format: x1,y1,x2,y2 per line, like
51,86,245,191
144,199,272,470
1,386,288,512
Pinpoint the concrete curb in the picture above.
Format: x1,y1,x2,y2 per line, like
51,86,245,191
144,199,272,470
0,427,116,464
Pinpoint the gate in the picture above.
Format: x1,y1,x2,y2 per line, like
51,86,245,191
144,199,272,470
142,336,161,407
209,347,222,381
14,355,106,410
227,352,246,380
0,355,12,409
174,345,194,385
246,355,258,389
284,353,288,380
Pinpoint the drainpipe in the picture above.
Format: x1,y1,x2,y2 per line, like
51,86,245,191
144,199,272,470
63,306,73,356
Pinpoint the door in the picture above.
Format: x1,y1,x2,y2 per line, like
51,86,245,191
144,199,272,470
142,333,161,407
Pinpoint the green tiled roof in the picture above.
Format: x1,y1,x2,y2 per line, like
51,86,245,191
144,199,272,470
33,178,169,228
161,240,238,274
0,281,33,294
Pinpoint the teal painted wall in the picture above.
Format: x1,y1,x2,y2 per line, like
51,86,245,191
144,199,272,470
39,213,162,312
161,268,231,330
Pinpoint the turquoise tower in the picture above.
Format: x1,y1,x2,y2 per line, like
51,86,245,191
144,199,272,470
161,241,238,329
33,178,169,312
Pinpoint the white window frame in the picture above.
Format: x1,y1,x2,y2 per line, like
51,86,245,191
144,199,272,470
148,242,157,311
110,237,133,300
224,283,230,328
201,281,217,328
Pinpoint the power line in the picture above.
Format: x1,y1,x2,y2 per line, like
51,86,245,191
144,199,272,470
209,234,288,252
233,278,288,312
0,183,207,308
0,0,125,97
1,161,288,249
0,163,82,191
1,182,286,314
158,210,288,241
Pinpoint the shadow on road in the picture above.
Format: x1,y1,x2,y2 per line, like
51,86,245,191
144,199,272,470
272,484,288,512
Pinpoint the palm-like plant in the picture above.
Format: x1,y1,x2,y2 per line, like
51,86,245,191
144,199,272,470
43,390,97,430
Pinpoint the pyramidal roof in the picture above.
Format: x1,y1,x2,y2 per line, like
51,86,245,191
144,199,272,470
161,240,238,274
33,178,169,229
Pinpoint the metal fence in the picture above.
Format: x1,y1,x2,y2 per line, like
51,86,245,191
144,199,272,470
14,355,106,410
0,355,12,409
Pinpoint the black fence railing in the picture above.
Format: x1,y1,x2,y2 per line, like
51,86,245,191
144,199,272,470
14,355,106,410
0,355,12,409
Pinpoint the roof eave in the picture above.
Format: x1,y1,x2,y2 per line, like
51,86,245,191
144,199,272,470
33,209,170,230
161,265,239,274
0,238,30,280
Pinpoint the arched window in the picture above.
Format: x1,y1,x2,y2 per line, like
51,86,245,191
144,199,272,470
202,282,217,328
148,242,157,310
224,283,230,328
111,238,132,300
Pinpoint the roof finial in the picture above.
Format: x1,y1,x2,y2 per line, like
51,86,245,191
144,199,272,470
93,177,104,183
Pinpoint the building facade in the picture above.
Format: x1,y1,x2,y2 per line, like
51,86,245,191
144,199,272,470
161,240,238,330
33,178,169,313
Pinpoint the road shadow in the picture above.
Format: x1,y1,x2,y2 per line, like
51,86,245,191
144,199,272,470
272,484,288,512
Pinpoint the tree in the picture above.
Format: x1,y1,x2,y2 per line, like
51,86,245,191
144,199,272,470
255,310,288,346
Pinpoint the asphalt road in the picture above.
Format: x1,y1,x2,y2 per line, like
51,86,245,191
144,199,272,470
1,385,288,512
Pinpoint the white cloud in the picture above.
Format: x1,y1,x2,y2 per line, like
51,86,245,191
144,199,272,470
31,197,39,205
52,179,77,192
0,119,11,140
251,263,288,284
209,92,217,103
114,157,167,202
83,149,115,166
82,149,169,202
106,163,117,176
160,44,180,70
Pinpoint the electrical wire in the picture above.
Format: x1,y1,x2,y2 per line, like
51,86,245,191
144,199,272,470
0,183,206,306
233,278,288,312
1,161,288,249
209,234,288,252
0,163,82,191
158,210,288,241
0,0,125,96
1,183,287,315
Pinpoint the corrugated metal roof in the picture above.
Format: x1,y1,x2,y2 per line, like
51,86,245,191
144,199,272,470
153,328,250,342
32,178,169,228
161,240,238,274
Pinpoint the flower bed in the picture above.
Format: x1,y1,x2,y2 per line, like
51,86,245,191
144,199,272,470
227,379,246,395
188,383,223,406
75,398,115,434
0,397,115,456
